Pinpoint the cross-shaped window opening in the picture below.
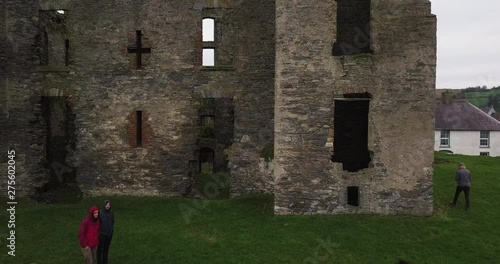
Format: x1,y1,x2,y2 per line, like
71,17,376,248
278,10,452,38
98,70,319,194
127,30,151,69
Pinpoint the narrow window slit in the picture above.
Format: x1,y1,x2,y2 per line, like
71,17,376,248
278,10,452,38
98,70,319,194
136,111,142,147
65,39,70,66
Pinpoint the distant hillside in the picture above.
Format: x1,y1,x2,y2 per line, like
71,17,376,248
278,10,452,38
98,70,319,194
460,86,500,109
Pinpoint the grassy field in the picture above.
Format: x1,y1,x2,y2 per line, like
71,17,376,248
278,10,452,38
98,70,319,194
462,88,500,108
1,152,499,263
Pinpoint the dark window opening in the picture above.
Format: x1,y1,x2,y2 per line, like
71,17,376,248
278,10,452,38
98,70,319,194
199,147,215,173
200,115,215,138
136,111,142,147
332,97,371,172
37,96,79,200
201,115,215,126
332,0,371,56
127,111,151,148
347,186,360,206
40,30,49,65
196,98,234,173
41,96,76,184
38,10,67,66
65,39,69,66
480,152,489,156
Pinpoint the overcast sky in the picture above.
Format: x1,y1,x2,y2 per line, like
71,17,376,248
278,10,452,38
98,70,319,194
431,0,500,89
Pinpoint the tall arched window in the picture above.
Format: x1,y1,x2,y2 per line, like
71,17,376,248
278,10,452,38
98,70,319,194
202,18,215,66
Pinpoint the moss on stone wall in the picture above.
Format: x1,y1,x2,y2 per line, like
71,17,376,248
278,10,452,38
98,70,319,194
259,144,274,162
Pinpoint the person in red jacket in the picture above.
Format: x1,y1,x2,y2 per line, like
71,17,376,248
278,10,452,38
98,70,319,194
78,205,100,264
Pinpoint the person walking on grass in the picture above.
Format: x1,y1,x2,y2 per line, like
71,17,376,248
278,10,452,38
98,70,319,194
98,200,114,264
453,162,472,210
79,206,100,264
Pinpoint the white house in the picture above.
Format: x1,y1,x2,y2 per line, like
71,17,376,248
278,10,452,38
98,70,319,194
435,100,500,156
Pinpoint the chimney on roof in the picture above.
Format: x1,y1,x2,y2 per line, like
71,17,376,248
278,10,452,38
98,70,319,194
440,90,453,104
440,90,465,104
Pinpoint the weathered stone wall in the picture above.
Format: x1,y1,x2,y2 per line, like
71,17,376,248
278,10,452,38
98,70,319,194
274,0,436,215
213,98,234,172
226,0,276,195
65,0,275,196
2,0,275,198
3,0,436,215
0,0,48,198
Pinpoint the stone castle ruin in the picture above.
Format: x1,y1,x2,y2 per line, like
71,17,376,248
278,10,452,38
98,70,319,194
0,0,436,215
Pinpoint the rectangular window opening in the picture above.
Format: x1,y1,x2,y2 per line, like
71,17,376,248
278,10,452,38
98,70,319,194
202,18,215,42
41,31,49,65
136,111,142,147
480,131,489,147
202,48,215,66
200,115,215,138
332,96,371,172
332,0,371,56
347,186,360,206
440,130,450,147
480,152,489,156
39,10,67,66
65,39,69,66
201,17,216,66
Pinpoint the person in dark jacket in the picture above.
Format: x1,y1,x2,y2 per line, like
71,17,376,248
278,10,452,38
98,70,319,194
97,200,114,264
453,162,472,210
79,205,100,264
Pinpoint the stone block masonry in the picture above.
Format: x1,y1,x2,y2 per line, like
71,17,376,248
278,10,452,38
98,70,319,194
274,0,435,215
1,0,275,199
1,0,436,215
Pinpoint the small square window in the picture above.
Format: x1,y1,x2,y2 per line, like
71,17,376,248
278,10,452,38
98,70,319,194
202,49,215,66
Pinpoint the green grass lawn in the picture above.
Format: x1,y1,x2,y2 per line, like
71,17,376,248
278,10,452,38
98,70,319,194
1,152,499,263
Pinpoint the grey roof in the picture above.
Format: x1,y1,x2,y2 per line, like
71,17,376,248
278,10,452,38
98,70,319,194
481,106,492,112
435,100,500,131
481,106,496,115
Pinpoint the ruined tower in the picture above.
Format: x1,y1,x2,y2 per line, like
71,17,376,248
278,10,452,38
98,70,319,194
1,0,436,215
274,0,436,215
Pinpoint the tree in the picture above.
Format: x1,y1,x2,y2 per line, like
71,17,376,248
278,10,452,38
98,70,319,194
487,94,500,110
